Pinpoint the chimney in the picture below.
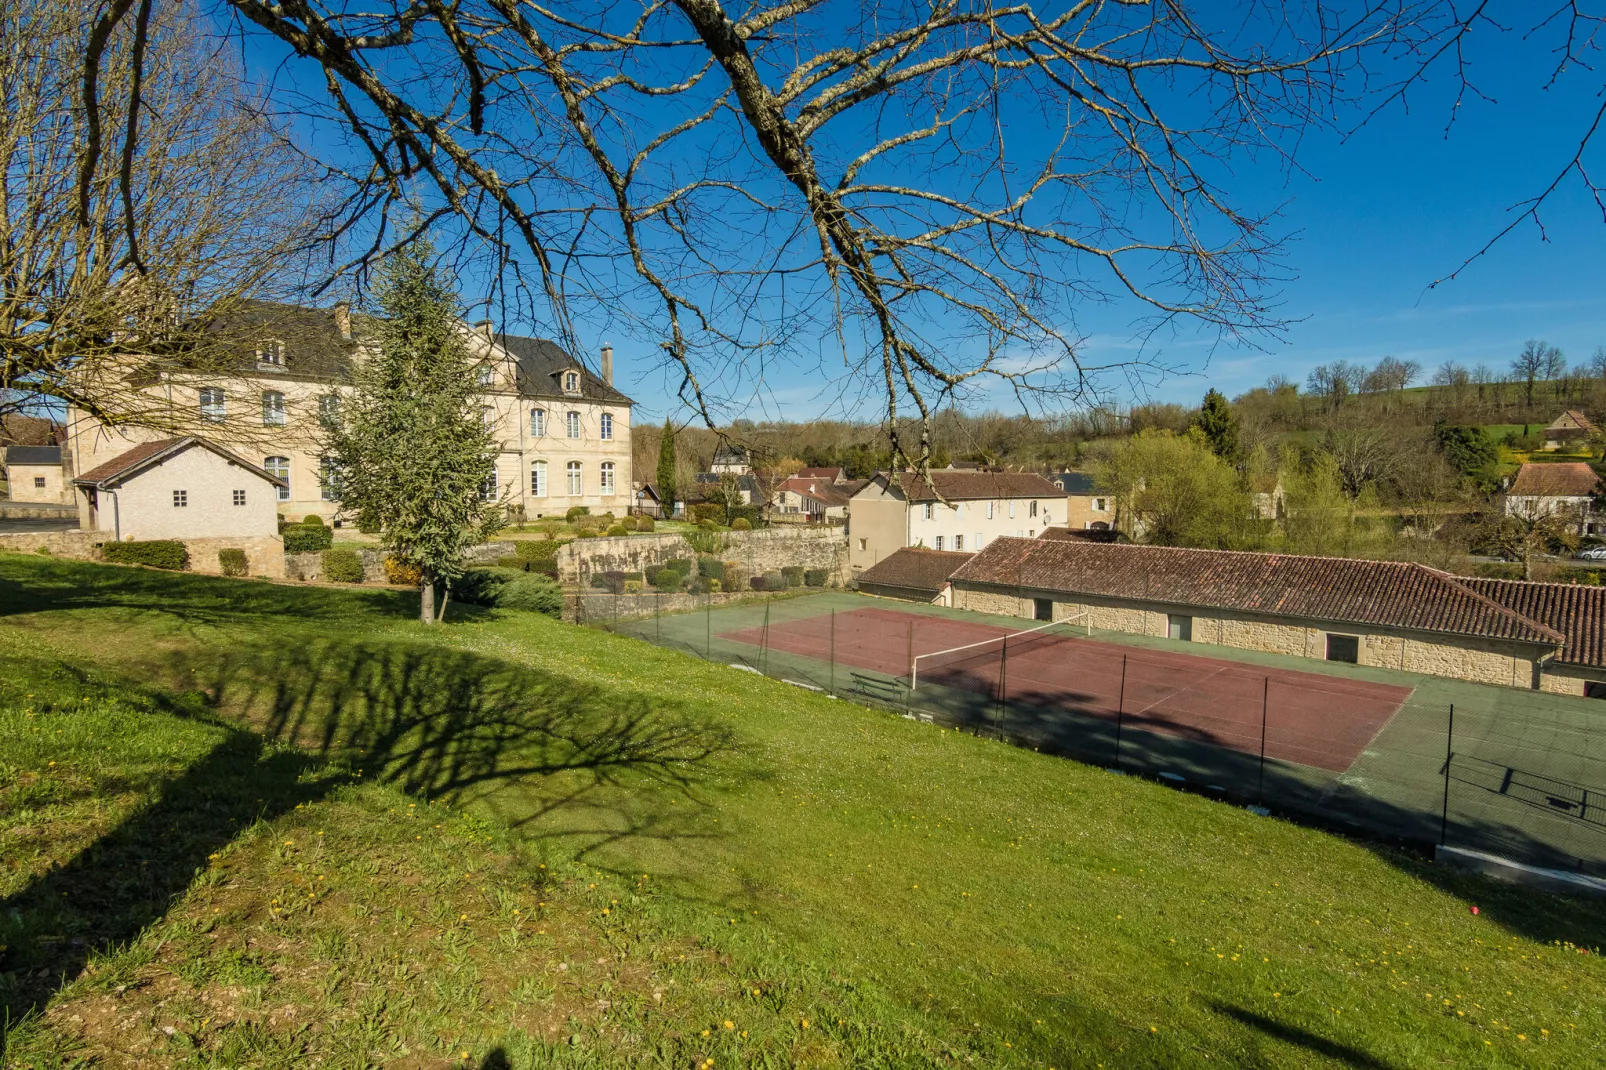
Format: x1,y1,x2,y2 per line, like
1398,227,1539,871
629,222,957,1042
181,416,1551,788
333,301,351,340
600,342,614,386
475,318,495,340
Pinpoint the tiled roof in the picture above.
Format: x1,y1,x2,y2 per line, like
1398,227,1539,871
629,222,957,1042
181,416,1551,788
494,333,634,405
856,547,973,593
779,477,851,506
74,437,286,489
796,467,843,481
1546,409,1597,433
4,445,61,466
1038,525,1120,543
867,470,1066,502
1462,578,1606,668
950,538,1565,648
1508,462,1599,497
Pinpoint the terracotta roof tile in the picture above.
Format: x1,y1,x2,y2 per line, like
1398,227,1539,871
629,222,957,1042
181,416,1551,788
74,437,286,488
1462,578,1606,668
856,547,973,593
950,538,1565,648
1508,462,1599,497
872,470,1066,502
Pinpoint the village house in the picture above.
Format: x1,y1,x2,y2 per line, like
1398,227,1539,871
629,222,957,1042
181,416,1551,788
1504,462,1601,535
63,301,634,523
846,470,1067,574
1049,472,1114,530
773,475,852,521
4,445,69,503
1543,409,1598,451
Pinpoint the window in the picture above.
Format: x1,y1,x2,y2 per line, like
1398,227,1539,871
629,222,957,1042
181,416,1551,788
567,411,581,439
600,461,615,494
1168,614,1193,642
264,456,290,501
600,412,613,440
530,409,546,437
1035,599,1053,622
986,501,994,519
858,538,868,551
257,340,283,366
200,388,226,422
531,460,547,497
1326,634,1359,664
564,370,580,394
566,460,583,495
923,502,934,520
1586,682,1606,700
232,489,247,506
320,457,341,501
1094,497,1107,512
172,490,188,508
975,532,983,548
33,476,45,489
482,405,496,430
1029,500,1038,518
935,536,945,550
476,363,494,387
262,391,286,426
318,394,340,429
480,464,499,502
1008,501,1016,518
954,534,964,551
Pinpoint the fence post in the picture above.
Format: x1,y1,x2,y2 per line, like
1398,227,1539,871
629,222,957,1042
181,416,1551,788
1440,703,1455,846
761,600,772,675
1114,653,1128,768
706,588,712,659
656,588,661,642
829,609,836,696
905,618,914,713
995,635,1009,737
1257,676,1269,805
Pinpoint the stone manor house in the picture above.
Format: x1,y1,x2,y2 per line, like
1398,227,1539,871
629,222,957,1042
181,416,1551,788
64,302,633,522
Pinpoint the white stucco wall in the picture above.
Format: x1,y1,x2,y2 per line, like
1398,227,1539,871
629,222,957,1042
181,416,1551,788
83,446,280,541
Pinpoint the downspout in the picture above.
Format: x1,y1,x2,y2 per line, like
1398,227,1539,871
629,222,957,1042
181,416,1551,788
110,489,121,542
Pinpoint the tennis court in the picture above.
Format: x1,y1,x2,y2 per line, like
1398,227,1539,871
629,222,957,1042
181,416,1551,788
719,606,1412,772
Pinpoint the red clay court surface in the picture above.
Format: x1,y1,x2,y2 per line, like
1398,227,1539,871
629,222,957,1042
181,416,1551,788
721,607,1413,772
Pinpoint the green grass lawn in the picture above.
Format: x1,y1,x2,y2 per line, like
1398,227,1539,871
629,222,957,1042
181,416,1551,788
1,556,1603,1068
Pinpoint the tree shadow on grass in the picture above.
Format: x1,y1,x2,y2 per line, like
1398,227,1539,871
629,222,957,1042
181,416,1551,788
0,636,737,1051
1209,1002,1396,1069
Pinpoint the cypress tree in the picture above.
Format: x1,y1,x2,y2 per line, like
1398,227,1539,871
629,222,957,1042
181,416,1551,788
1193,388,1241,462
656,419,678,517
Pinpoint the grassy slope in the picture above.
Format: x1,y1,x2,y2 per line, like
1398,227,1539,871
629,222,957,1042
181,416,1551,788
1,557,1602,1069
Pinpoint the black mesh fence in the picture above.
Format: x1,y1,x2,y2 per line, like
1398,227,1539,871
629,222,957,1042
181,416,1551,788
588,591,1606,878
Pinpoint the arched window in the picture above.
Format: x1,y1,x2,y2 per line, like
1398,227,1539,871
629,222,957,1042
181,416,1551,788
263,456,290,501
480,464,499,501
566,411,581,439
200,388,226,422
600,461,615,494
563,370,580,394
476,363,495,387
566,460,583,496
600,412,614,440
530,408,546,437
262,391,286,426
530,460,547,497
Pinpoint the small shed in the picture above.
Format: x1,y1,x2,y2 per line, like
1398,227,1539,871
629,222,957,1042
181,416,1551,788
4,445,67,503
855,547,973,605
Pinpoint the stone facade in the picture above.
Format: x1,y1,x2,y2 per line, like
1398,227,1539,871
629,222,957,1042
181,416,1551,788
0,530,284,577
1064,492,1114,531
6,461,69,503
952,580,1548,690
848,480,1068,573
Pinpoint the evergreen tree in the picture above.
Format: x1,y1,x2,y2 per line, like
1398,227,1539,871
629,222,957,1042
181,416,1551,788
656,419,678,517
1193,388,1241,462
324,239,499,623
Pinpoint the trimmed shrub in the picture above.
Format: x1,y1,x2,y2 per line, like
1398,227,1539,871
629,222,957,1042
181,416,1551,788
654,568,682,592
573,529,597,539
667,557,693,577
697,556,725,582
624,579,644,593
750,575,766,591
730,517,752,531
697,518,716,531
565,505,591,520
706,577,721,594
781,565,805,588
496,573,564,617
690,502,726,525
218,548,248,577
804,568,828,587
322,548,364,583
282,526,333,553
606,523,628,537
620,516,638,532
454,567,519,606
515,538,556,559
762,571,784,591
636,515,655,532
302,514,327,527
723,564,747,591
103,539,188,570
599,570,628,594
384,555,423,586
728,505,761,527
644,564,664,585
496,555,530,572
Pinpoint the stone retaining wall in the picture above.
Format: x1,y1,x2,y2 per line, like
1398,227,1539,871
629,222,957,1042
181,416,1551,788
285,541,514,583
554,526,847,585
0,530,285,578
565,587,813,624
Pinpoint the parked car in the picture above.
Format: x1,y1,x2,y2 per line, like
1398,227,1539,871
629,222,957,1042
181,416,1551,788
1577,546,1606,561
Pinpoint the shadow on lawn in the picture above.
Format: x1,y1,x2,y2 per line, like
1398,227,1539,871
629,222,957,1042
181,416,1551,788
1210,1003,1395,1069
0,634,735,1047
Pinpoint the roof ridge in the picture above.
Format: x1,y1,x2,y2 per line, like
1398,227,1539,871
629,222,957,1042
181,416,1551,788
1416,564,1567,644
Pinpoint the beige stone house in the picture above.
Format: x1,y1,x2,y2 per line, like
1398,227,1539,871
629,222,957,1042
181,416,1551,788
1050,472,1114,530
72,437,287,576
943,536,1606,694
847,470,1067,574
4,446,69,503
1543,409,1598,450
64,301,634,523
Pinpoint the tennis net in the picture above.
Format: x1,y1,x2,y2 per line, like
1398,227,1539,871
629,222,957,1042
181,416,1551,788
910,614,1084,691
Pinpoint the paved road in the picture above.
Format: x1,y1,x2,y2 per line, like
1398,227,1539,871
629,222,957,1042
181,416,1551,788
0,518,77,535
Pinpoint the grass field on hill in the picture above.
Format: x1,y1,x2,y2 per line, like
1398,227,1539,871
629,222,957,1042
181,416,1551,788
1,556,1603,1069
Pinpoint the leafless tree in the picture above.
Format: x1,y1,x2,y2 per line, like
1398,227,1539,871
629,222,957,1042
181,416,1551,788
1320,425,1400,496
1489,498,1581,581
0,0,322,431
1511,339,1564,410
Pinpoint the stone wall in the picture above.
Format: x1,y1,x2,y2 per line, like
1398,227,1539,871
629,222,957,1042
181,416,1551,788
0,530,285,578
0,530,103,557
285,541,514,583
952,579,1546,690
566,587,813,624
555,527,847,586
1539,664,1599,696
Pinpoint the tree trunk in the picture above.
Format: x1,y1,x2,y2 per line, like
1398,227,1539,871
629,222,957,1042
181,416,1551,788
439,582,451,624
420,573,437,624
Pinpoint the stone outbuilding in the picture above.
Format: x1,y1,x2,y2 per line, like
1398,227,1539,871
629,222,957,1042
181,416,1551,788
73,437,288,577
4,445,69,503
945,537,1606,693
854,547,973,605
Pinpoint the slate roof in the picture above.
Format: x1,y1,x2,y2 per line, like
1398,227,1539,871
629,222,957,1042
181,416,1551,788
1462,578,1606,668
4,445,61,466
73,437,287,489
856,547,974,594
200,299,365,382
712,443,749,465
494,333,633,405
1051,471,1098,495
950,538,1566,648
864,470,1066,502
1508,462,1599,498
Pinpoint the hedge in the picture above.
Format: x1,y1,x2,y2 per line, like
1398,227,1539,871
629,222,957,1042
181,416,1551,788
728,505,761,526
282,526,333,553
103,540,188,571
668,557,693,577
762,571,784,591
689,503,725,525
218,548,248,577
781,565,805,588
515,538,560,560
697,556,725,581
322,548,364,583
804,568,828,587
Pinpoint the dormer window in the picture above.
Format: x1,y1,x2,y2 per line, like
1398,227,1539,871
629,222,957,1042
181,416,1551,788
563,370,580,394
256,341,284,367
476,363,494,388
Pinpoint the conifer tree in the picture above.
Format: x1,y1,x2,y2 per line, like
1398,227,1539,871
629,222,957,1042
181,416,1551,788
656,419,678,518
1193,388,1241,462
324,239,498,623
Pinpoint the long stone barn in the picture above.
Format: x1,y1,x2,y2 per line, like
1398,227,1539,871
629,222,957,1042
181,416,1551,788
938,535,1606,696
